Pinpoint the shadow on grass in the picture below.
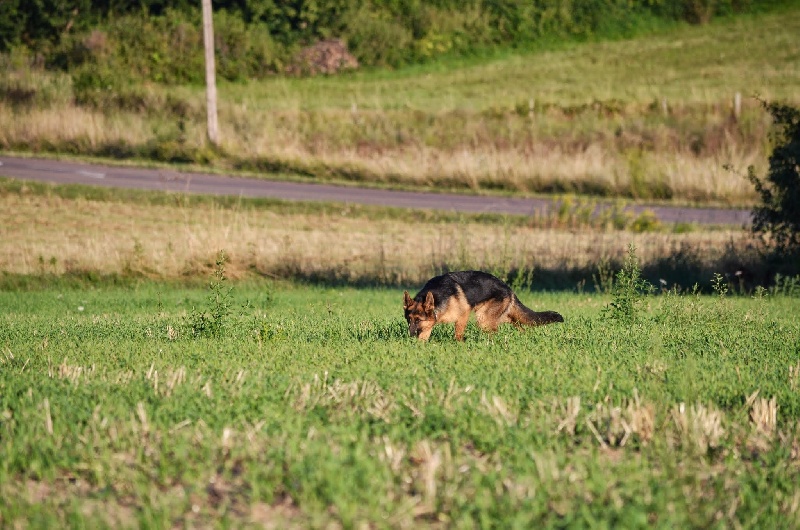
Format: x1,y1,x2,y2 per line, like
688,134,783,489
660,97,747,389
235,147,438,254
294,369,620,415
265,241,799,294
2,244,797,294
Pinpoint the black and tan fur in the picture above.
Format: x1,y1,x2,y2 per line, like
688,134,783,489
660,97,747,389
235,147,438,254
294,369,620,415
403,271,563,341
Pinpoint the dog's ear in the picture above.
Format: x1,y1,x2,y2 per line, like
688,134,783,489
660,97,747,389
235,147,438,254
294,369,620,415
403,290,412,309
423,291,435,314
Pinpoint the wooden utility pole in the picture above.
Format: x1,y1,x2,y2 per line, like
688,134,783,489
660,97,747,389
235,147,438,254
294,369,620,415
202,0,219,146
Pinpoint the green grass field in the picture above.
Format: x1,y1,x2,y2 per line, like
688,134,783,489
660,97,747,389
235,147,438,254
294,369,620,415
2,277,799,528
3,5,800,527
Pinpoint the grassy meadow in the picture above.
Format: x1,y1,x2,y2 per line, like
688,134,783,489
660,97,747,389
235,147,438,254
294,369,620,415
1,276,800,528
1,177,800,527
2,6,800,526
2,9,800,204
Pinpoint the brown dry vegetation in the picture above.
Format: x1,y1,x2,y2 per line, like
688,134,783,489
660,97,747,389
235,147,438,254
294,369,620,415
0,187,758,288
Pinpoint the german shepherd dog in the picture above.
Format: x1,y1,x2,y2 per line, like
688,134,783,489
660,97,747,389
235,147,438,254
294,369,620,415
403,271,563,341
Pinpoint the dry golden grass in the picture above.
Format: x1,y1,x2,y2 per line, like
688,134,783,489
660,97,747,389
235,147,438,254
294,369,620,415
0,190,754,286
0,107,153,148
224,104,767,202
0,102,769,204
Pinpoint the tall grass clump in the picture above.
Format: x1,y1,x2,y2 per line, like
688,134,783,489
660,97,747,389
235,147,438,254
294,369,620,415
0,177,779,292
769,274,800,297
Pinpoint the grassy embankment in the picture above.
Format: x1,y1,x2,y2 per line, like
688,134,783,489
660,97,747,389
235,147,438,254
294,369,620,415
1,9,799,205
1,276,799,527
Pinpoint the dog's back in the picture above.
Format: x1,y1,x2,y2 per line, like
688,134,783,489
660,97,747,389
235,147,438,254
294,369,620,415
415,271,511,310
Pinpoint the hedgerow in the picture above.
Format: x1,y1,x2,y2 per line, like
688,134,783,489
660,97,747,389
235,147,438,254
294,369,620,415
1,0,792,84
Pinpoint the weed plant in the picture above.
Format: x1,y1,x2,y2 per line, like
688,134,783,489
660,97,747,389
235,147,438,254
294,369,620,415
770,273,800,297
187,251,233,338
604,245,654,323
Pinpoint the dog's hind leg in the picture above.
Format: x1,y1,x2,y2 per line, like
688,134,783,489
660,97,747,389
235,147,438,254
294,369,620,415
474,297,513,332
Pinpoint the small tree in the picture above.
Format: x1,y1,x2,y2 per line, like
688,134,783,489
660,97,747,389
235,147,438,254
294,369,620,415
748,100,800,256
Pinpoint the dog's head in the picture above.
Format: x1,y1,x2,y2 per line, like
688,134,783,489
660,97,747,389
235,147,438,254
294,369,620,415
403,291,435,341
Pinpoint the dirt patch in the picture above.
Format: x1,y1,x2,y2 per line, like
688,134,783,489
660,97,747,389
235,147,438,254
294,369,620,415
249,496,307,528
287,39,359,76
18,477,308,528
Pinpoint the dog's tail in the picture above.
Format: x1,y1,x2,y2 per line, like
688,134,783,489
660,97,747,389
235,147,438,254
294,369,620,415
508,295,564,326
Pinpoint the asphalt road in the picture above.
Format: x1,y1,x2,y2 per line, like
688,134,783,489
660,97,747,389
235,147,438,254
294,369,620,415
0,156,752,226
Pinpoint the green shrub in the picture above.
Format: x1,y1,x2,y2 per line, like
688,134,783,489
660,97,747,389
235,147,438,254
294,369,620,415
70,63,119,108
748,100,800,257
343,8,413,68
214,10,268,81
55,9,289,85
631,210,662,233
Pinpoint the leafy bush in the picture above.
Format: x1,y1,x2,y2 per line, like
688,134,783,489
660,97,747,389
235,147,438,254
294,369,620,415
214,10,279,81
748,100,800,257
343,8,413,68
53,9,288,85
0,0,92,51
54,10,203,85
70,63,121,108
